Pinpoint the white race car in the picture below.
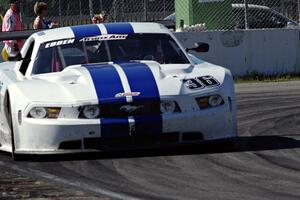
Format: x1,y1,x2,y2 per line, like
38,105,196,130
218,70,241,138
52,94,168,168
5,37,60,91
0,23,237,156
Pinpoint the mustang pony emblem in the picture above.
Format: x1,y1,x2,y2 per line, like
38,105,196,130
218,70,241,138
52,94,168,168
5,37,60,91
120,105,144,113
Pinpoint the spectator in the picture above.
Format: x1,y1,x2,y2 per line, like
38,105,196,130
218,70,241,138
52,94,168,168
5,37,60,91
1,0,24,60
33,2,58,30
92,13,107,24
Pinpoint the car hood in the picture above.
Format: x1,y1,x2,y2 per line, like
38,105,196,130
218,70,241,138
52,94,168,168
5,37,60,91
11,61,231,104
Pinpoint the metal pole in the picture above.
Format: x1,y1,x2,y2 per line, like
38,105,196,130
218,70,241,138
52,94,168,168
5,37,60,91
121,0,124,22
244,0,249,29
144,0,147,21
89,0,94,20
20,1,24,21
163,0,166,17
298,0,300,24
59,0,62,25
113,0,117,22
19,1,24,22
79,0,82,22
100,0,103,12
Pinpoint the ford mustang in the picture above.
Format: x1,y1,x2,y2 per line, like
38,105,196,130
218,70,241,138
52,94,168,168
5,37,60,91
0,23,237,157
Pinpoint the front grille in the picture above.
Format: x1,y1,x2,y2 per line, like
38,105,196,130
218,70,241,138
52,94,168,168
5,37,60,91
100,101,161,118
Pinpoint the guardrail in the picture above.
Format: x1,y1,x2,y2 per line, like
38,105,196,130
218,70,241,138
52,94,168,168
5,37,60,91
0,30,38,41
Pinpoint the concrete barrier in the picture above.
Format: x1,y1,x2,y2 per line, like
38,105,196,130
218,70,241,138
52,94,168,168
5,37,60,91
175,29,300,76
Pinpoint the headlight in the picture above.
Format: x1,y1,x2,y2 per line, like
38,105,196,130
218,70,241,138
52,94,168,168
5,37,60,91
82,105,100,119
29,107,47,119
208,95,224,107
160,101,180,114
28,107,61,119
196,95,224,109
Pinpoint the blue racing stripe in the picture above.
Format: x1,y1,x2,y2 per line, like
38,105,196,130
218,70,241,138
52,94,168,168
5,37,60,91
104,23,134,34
84,64,126,104
83,64,129,138
71,24,101,40
118,62,163,135
118,62,160,101
100,118,130,138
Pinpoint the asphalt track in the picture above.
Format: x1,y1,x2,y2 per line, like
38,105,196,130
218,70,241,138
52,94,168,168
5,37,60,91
1,81,300,200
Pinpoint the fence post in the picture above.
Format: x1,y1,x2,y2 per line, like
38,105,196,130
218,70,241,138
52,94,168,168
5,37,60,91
79,0,82,21
89,0,94,20
163,0,166,17
100,0,103,11
298,0,300,24
121,0,125,21
144,0,148,21
244,0,249,29
59,0,62,25
19,1,24,22
113,0,117,22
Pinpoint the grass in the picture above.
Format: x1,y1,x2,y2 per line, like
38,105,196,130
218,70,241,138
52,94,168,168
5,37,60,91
234,73,300,84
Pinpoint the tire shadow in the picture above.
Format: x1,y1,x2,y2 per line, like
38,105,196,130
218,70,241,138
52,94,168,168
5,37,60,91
11,135,300,162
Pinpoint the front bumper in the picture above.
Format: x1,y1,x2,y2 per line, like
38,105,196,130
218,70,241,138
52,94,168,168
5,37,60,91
14,102,237,154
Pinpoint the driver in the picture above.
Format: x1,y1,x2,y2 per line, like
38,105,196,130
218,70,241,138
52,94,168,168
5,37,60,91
1,0,24,61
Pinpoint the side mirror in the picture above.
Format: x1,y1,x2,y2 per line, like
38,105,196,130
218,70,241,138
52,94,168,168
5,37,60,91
186,42,209,53
8,52,23,61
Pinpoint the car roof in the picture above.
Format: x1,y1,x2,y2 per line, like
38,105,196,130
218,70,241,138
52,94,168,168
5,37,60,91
232,3,299,25
32,22,170,44
232,3,271,10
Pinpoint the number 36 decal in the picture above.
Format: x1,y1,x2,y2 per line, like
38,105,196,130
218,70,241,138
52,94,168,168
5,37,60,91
183,76,220,90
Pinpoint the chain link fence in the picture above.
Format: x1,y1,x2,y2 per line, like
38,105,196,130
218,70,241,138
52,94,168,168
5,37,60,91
175,0,299,31
17,0,174,29
0,0,299,30
230,0,299,29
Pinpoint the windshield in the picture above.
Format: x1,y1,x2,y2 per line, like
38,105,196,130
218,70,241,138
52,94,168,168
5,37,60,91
32,33,190,75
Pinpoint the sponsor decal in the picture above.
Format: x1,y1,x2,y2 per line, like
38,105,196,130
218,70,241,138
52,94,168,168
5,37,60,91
45,39,75,49
80,34,128,42
115,92,140,98
183,76,220,90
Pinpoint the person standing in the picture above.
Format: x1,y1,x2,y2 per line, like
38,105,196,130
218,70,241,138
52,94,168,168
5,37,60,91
33,2,58,30
1,0,24,60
